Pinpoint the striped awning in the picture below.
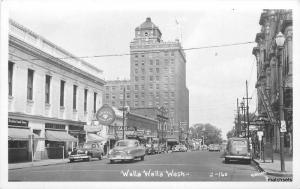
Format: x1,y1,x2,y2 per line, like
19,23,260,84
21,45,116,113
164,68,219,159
45,130,77,142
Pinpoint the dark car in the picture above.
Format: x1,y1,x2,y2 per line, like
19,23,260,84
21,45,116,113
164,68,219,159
69,142,104,162
108,139,146,163
224,138,251,164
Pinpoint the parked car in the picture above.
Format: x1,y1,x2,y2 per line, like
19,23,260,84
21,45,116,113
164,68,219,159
172,144,187,152
69,142,104,162
224,137,251,164
108,139,146,163
145,144,155,155
208,144,221,152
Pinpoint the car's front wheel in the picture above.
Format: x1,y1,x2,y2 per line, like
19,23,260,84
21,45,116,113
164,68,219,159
98,154,102,160
225,158,230,164
110,160,114,164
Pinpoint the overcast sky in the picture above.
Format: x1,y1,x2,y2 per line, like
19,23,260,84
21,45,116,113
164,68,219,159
6,1,267,139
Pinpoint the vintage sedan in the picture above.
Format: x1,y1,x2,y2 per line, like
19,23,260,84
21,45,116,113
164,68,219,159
69,142,104,162
108,139,146,163
224,137,251,164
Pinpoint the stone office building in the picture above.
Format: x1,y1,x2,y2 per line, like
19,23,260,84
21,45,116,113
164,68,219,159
8,20,105,162
104,18,189,141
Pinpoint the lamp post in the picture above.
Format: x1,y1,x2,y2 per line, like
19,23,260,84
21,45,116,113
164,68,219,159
275,31,286,172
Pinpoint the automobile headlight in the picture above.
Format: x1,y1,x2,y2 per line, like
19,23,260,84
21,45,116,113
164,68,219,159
85,151,88,154
126,150,131,154
108,149,113,155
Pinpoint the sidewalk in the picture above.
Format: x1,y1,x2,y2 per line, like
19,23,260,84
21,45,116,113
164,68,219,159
252,153,293,177
9,159,70,170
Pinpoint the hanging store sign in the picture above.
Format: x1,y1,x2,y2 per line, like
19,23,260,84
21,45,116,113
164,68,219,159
280,120,287,133
96,104,116,125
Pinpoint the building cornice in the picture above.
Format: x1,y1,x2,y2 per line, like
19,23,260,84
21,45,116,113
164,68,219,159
8,112,86,126
9,35,106,86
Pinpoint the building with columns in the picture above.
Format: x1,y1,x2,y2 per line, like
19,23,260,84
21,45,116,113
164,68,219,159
253,9,292,155
8,20,105,162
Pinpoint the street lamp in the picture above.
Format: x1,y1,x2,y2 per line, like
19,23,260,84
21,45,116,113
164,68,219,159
275,31,286,172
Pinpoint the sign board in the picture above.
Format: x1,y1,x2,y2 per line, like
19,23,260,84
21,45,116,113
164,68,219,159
257,131,263,141
280,120,287,132
96,104,116,125
8,118,28,127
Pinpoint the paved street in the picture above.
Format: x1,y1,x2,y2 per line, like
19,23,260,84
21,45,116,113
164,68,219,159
9,151,267,181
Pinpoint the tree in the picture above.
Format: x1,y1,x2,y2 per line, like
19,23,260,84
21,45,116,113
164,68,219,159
226,127,235,139
190,123,223,145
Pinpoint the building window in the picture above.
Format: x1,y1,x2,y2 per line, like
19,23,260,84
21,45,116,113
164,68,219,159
94,92,97,113
27,69,34,100
126,93,130,98
112,101,116,106
106,86,109,90
150,76,153,81
170,59,174,64
60,80,65,107
164,51,168,56
112,95,116,99
150,59,153,65
149,83,153,89
171,51,174,56
8,61,14,96
141,92,145,98
84,89,88,112
135,93,139,99
135,85,139,90
141,54,145,58
141,101,145,106
156,76,160,81
156,84,160,90
135,69,138,74
127,85,130,90
156,59,159,65
171,92,175,97
149,68,153,73
126,101,130,106
135,76,139,81
141,61,145,66
156,68,159,73
73,85,77,110
164,59,169,66
45,75,51,104
106,94,109,99
141,85,145,90
135,61,138,66
141,76,145,81
112,86,116,90
141,68,145,73
134,101,139,107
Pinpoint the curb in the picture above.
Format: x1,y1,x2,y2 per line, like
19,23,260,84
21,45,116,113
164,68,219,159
9,160,69,170
252,159,293,177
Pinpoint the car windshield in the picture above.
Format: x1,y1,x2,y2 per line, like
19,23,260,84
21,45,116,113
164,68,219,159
115,140,136,147
232,140,247,147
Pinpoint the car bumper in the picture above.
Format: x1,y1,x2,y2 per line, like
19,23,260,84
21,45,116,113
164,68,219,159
225,155,251,160
108,154,134,160
69,155,89,160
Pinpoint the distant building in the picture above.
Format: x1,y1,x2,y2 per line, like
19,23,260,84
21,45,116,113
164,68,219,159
104,18,189,141
8,20,105,162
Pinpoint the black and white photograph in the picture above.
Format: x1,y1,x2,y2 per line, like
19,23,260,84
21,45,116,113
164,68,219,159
0,0,299,188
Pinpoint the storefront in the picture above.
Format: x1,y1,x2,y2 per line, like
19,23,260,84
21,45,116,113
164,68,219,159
45,123,78,159
8,118,42,163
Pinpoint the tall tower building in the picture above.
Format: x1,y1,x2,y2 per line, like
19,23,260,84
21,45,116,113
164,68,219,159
130,17,189,136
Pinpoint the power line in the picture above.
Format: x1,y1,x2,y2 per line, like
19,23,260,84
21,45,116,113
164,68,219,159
11,41,256,62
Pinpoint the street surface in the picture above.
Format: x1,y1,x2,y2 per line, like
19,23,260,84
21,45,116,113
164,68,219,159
9,151,267,181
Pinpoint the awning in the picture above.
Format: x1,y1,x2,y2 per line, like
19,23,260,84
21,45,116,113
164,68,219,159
86,133,107,143
45,130,77,142
8,127,42,141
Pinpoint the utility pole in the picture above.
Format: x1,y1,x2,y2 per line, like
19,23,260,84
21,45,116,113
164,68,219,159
243,80,252,151
237,98,240,137
122,87,125,140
